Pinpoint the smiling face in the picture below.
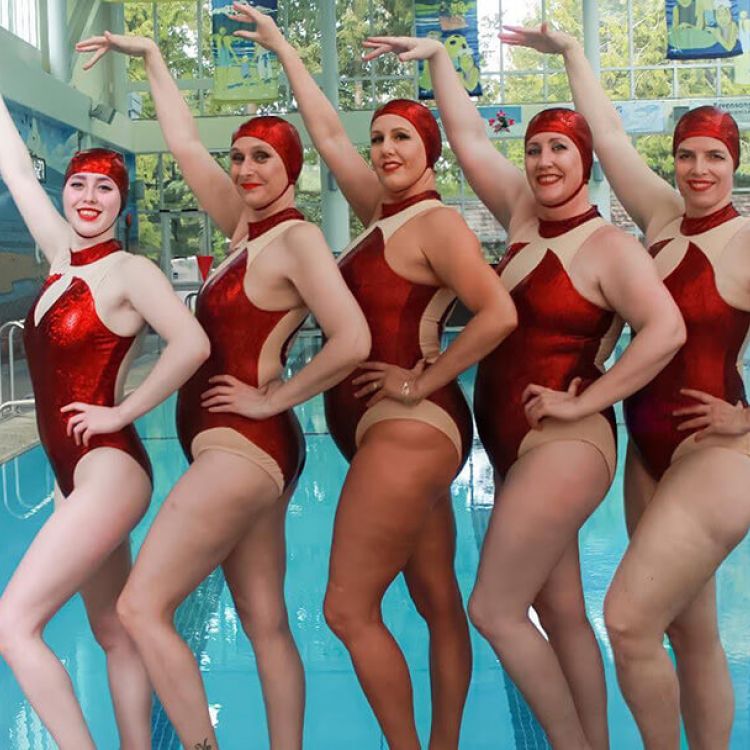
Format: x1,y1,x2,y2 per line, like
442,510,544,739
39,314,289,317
674,136,734,215
62,173,121,239
524,131,585,207
229,136,290,209
370,114,429,192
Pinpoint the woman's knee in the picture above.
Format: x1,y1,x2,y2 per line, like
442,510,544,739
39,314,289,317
666,618,721,661
410,576,464,625
603,591,657,663
467,587,519,644
0,601,38,657
323,585,376,641
116,583,167,639
534,595,590,642
87,605,134,653
234,593,290,646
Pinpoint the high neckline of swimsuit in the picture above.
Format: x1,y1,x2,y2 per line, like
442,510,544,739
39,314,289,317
680,202,739,236
70,238,122,266
380,190,442,219
247,207,305,241
538,205,601,239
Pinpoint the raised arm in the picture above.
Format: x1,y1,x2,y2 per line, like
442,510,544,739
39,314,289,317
364,36,534,230
77,33,244,237
0,92,68,262
500,24,683,236
229,2,381,224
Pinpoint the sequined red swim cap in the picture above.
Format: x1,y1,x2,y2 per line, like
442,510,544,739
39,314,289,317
524,108,593,182
231,116,304,184
371,99,442,168
64,148,129,212
673,105,740,170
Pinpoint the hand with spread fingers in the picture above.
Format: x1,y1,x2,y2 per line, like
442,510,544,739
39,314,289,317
352,359,426,407
61,402,127,447
228,1,286,52
674,388,750,440
200,374,284,420
498,22,578,55
76,30,156,69
522,377,584,429
362,35,443,63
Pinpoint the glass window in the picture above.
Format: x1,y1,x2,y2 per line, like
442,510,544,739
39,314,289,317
0,0,38,47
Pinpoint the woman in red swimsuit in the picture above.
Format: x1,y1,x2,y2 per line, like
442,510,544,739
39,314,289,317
364,35,686,750
79,32,370,750
0,99,209,748
502,24,750,749
235,6,518,748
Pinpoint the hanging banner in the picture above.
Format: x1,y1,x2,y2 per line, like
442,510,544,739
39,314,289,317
415,0,482,100
211,1,280,103
734,0,750,82
666,0,743,59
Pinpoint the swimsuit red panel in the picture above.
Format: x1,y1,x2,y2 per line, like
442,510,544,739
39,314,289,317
324,193,473,468
23,240,152,496
475,211,617,479
176,211,306,489
624,207,750,479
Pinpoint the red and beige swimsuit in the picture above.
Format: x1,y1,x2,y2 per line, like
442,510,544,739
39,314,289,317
324,191,473,470
24,239,152,496
625,203,750,479
177,208,308,494
475,207,622,480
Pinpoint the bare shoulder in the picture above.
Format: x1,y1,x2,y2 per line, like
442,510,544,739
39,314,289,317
416,204,474,244
582,223,650,273
281,220,328,254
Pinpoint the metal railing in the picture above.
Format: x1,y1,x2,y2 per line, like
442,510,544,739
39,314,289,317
0,320,34,418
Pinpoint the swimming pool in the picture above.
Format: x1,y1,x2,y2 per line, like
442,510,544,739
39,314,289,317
0,339,748,749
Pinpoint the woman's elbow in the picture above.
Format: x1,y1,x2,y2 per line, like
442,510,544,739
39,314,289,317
347,327,372,366
189,330,211,366
668,315,687,353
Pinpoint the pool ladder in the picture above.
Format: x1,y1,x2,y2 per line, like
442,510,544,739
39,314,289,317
0,320,34,419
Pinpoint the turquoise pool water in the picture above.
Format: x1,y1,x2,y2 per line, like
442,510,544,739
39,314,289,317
0,342,749,749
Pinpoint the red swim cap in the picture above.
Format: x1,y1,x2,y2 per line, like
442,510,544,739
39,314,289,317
524,108,593,182
371,99,442,168
64,148,129,212
231,116,304,185
673,105,740,171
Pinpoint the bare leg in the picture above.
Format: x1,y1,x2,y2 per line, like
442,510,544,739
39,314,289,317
0,449,150,750
324,420,459,750
467,441,610,750
624,445,732,747
667,578,732,749
117,450,280,750
605,447,750,750
534,540,608,750
222,487,304,750
403,493,471,750
81,541,152,750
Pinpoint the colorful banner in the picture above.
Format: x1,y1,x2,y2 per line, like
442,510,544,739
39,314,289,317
211,1,280,103
734,0,750,81
666,0,743,59
416,0,482,100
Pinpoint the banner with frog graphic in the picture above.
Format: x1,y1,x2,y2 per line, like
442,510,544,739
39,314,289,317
416,0,482,99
